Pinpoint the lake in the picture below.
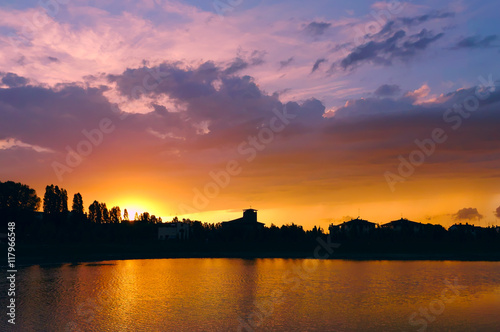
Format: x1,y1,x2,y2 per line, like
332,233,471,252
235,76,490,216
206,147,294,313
2,259,500,331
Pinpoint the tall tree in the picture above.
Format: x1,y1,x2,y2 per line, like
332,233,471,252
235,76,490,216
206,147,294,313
123,209,129,221
100,203,110,223
43,185,56,215
43,185,68,215
110,206,121,223
60,188,68,213
71,193,84,215
53,186,62,213
88,200,102,223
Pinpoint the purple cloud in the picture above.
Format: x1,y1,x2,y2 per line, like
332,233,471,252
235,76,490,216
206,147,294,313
311,58,327,73
454,35,498,49
304,21,331,36
374,84,401,97
1,72,29,88
453,208,484,221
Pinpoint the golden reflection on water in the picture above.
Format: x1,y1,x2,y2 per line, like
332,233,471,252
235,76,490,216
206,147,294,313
4,260,500,331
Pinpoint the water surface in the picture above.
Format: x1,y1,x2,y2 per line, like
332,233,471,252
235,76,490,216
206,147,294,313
2,259,500,331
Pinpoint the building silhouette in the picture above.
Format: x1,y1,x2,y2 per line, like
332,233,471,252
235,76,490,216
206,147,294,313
158,222,190,240
381,218,423,234
330,217,377,235
222,209,265,230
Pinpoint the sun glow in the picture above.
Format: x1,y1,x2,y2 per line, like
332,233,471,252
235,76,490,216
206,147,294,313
113,197,163,220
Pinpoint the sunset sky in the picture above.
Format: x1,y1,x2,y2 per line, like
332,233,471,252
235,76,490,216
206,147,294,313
1,0,499,228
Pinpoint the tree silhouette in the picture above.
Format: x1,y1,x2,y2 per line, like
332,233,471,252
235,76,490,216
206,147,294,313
0,181,40,222
43,185,69,215
150,215,162,224
110,206,121,223
60,188,68,213
100,203,110,223
137,212,150,223
54,186,61,212
71,193,84,215
123,209,129,221
88,200,102,223
43,185,57,215
0,181,40,212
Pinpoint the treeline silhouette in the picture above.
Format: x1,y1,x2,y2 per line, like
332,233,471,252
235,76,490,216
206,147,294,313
328,219,500,255
1,180,499,261
0,181,327,246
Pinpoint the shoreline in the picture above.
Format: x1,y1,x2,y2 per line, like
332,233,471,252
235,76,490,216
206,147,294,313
6,241,500,267
8,251,500,268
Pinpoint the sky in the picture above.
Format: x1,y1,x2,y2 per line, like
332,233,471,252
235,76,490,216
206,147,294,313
1,0,500,229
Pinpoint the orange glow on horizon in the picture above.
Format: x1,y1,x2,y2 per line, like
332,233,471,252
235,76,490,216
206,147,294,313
113,196,163,220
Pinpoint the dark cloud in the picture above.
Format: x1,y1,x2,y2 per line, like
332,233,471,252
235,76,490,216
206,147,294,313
223,51,265,75
0,62,327,182
224,57,248,75
279,57,294,70
376,21,397,37
331,42,353,53
0,84,124,158
325,85,500,196
107,61,325,145
453,208,483,221
374,84,401,97
375,12,453,39
1,72,29,88
304,21,331,36
399,12,454,26
249,50,266,66
339,29,444,70
311,58,327,73
495,206,500,218
47,56,60,63
334,82,500,120
403,29,444,51
340,30,406,69
108,61,218,101
454,35,498,49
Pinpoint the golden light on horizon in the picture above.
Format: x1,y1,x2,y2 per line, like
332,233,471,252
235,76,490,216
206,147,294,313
114,196,162,220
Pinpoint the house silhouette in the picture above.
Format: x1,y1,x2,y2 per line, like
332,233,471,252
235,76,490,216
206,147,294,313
381,218,423,233
339,217,377,234
222,209,265,230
